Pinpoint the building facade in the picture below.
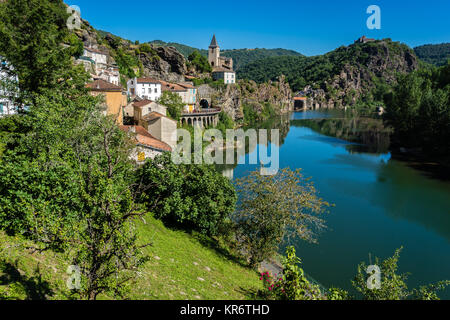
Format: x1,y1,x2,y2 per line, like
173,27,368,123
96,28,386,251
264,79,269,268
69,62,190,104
159,80,198,112
127,77,162,101
86,79,127,125
208,35,236,84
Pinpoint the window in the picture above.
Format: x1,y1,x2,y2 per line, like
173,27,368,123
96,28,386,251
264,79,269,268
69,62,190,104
0,103,3,114
154,88,158,93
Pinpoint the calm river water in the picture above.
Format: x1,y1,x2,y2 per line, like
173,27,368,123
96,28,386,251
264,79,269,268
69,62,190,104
231,110,450,298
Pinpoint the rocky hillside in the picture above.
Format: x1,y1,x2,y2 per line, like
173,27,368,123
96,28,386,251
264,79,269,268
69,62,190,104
199,75,293,122
238,39,419,109
76,21,187,84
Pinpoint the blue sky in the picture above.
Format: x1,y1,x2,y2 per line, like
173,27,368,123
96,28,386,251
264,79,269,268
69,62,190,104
66,0,450,56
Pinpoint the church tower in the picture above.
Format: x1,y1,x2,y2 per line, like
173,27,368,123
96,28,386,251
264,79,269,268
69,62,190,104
208,34,220,68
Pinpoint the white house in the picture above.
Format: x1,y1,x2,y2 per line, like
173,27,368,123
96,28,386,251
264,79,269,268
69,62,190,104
212,68,236,84
83,47,108,69
127,77,162,101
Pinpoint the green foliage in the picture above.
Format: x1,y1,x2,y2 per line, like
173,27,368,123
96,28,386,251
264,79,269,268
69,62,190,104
259,246,322,300
414,43,450,66
137,153,237,237
188,50,212,73
352,247,450,300
326,287,351,300
237,40,415,93
157,91,184,120
383,62,450,156
0,0,88,103
216,111,235,135
148,41,302,71
234,168,329,267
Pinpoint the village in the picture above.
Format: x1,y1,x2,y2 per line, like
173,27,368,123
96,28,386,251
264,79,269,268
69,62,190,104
1,35,236,163
82,35,236,162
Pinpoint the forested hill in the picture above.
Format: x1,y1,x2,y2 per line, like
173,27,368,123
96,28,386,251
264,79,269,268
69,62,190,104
237,39,418,108
414,43,450,66
148,40,303,70
221,48,303,71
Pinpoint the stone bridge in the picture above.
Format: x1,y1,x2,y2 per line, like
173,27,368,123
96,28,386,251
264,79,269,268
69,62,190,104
180,108,221,128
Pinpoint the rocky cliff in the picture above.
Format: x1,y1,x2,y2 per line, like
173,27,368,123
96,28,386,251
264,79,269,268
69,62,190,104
305,39,418,109
208,75,294,121
76,20,186,83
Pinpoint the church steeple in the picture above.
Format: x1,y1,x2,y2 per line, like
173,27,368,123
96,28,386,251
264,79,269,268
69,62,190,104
209,34,218,48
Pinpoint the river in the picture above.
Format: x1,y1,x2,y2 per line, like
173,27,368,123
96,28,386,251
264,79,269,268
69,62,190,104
229,110,450,298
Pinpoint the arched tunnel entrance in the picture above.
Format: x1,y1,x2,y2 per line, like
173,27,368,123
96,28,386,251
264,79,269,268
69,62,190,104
200,99,210,109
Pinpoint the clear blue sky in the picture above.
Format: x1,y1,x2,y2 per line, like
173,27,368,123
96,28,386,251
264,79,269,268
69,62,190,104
66,0,450,56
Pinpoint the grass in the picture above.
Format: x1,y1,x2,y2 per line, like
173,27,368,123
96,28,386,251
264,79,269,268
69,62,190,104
0,214,262,300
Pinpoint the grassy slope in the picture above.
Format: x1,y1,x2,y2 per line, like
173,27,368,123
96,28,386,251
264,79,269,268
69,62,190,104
0,214,262,300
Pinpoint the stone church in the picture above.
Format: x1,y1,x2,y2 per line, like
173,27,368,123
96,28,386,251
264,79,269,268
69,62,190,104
208,35,236,84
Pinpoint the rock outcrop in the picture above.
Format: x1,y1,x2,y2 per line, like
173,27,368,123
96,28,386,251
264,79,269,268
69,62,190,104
304,39,419,109
209,75,294,121
140,46,186,82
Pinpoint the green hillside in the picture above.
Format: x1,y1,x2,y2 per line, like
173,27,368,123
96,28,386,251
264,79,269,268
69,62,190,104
414,43,450,66
148,40,302,70
0,214,262,300
237,39,418,96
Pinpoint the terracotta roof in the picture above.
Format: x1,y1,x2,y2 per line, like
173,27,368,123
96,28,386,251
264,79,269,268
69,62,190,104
86,79,123,92
177,83,196,89
137,78,161,84
159,80,187,92
142,111,168,122
132,99,154,108
119,125,172,152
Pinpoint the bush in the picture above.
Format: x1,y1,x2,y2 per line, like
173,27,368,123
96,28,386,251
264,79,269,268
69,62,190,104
137,153,237,236
259,246,322,300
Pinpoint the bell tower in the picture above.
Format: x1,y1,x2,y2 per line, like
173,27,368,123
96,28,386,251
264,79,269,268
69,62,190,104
208,34,220,68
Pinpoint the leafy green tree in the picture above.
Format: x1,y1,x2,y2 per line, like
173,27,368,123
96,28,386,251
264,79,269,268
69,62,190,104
0,93,149,300
157,91,184,121
137,153,237,236
188,50,212,73
352,247,450,300
234,168,329,267
0,0,87,104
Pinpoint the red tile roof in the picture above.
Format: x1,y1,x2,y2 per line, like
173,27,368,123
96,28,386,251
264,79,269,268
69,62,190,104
142,111,168,122
132,99,154,108
159,80,187,92
119,125,172,152
86,79,123,92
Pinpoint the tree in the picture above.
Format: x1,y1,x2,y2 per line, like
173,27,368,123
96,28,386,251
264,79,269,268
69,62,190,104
188,50,212,73
0,0,87,105
234,168,329,267
157,91,184,121
0,93,149,299
352,247,450,300
136,153,237,236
